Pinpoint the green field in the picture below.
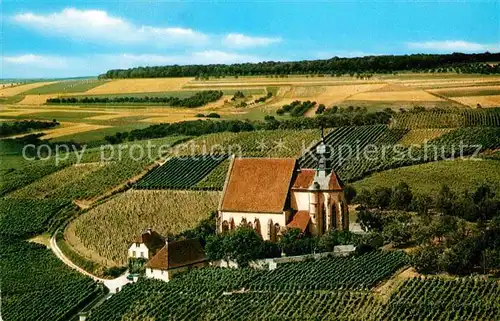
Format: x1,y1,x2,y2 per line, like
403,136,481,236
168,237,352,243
436,88,500,97
22,79,108,94
61,88,265,100
353,158,500,195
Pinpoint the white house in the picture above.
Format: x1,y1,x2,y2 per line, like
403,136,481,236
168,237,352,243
217,136,348,241
145,239,207,281
128,228,165,260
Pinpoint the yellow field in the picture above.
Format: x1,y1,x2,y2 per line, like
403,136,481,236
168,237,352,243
0,81,58,97
42,123,110,139
450,94,500,107
85,77,193,94
139,115,200,123
17,94,58,105
346,90,443,101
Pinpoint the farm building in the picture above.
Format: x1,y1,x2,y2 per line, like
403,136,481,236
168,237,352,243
218,137,349,241
144,239,207,281
128,228,165,260
129,230,208,282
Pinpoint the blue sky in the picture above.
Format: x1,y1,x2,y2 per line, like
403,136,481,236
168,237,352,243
2,0,499,78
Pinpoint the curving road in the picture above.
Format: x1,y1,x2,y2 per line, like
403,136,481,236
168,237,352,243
50,231,132,293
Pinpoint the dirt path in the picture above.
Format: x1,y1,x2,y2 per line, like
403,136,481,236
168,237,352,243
50,230,132,293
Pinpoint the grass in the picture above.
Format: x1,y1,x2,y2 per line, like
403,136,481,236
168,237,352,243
435,88,500,97
51,123,151,145
352,158,500,196
0,95,26,104
22,79,107,94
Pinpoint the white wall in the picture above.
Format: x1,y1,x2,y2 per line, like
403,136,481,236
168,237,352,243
219,211,286,241
291,191,310,211
146,267,170,282
128,243,149,259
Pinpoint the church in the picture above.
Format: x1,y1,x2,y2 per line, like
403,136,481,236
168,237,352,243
217,135,349,241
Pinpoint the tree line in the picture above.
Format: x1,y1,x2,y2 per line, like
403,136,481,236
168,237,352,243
353,182,500,275
276,100,317,117
46,91,223,108
98,52,500,78
0,120,59,138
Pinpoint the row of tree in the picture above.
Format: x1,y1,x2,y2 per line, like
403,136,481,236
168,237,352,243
276,100,317,117
98,52,500,78
355,183,500,222
0,120,59,137
46,91,223,108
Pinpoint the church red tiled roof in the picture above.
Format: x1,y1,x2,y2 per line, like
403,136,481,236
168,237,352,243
291,169,344,191
287,210,311,232
220,158,297,213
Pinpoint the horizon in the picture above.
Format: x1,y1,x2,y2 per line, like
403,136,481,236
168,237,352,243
2,0,499,78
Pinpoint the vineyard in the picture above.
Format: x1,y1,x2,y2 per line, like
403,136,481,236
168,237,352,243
333,126,500,182
86,256,500,321
246,251,409,291
68,190,220,266
6,163,102,199
0,198,71,238
391,108,500,129
398,128,453,146
381,278,500,321
0,240,103,321
353,158,500,195
88,251,406,321
135,155,228,190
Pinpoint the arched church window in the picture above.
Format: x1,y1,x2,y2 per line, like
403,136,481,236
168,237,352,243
222,220,229,233
274,223,282,241
254,218,261,237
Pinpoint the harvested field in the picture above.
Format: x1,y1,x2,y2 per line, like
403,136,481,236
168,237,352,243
85,77,193,94
347,90,444,101
0,81,58,97
17,94,58,105
451,95,500,107
140,115,201,123
41,123,111,139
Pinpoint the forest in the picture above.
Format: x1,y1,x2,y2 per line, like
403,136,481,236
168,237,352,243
99,52,500,78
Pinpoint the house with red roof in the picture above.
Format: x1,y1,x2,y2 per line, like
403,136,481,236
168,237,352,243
128,229,207,282
218,136,349,241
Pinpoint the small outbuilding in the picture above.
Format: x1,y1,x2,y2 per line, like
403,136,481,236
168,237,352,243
128,228,165,260
145,239,208,281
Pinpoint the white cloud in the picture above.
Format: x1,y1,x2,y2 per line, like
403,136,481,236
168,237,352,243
223,33,282,48
13,8,208,46
3,54,69,69
1,52,269,78
406,40,500,53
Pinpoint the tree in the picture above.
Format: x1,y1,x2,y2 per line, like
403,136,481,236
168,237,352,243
390,182,413,210
344,185,357,204
357,209,384,232
279,228,318,256
372,187,392,209
411,195,433,216
435,185,456,215
319,230,358,252
411,245,442,274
